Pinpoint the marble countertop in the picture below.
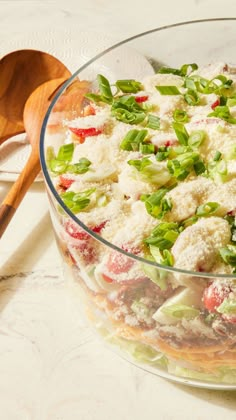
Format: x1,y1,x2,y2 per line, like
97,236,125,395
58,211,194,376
1,1,236,419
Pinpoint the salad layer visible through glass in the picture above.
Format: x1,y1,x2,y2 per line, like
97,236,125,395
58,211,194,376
41,21,236,388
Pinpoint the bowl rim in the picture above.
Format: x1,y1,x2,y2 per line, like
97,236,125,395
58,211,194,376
40,17,236,279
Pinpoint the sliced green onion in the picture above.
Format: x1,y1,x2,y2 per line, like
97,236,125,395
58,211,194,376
115,79,142,93
111,95,146,125
139,143,155,154
50,159,68,174
144,222,180,250
172,122,189,145
208,105,236,124
67,158,91,174
219,245,236,266
156,85,181,95
194,160,206,175
60,188,96,213
120,129,148,151
217,299,236,315
156,146,171,161
57,143,74,162
227,96,236,107
188,130,206,148
184,89,200,105
196,202,220,217
161,304,199,320
173,109,188,123
97,74,113,103
157,63,198,77
146,114,160,130
140,188,169,219
213,151,222,161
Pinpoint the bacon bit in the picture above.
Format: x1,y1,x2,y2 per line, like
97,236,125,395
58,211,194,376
69,126,103,143
59,175,74,190
83,105,96,116
211,98,220,110
135,95,149,103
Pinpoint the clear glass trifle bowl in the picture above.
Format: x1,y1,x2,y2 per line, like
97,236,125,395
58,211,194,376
40,18,236,389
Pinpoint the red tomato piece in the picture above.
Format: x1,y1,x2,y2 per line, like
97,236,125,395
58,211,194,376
203,282,231,313
69,127,103,139
102,274,114,283
211,98,220,110
135,95,149,103
59,175,74,190
106,251,134,275
65,220,107,240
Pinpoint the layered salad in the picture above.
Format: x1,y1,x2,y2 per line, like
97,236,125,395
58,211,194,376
45,61,236,384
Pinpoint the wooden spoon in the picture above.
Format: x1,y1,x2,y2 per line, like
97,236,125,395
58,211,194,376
0,49,71,145
0,78,68,238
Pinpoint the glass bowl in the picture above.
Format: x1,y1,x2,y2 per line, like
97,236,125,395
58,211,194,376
40,18,236,389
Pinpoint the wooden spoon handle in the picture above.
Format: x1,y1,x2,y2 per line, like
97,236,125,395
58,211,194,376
0,152,41,238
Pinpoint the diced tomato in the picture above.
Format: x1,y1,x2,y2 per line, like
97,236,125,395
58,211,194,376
106,251,134,274
65,220,90,240
59,175,74,190
65,220,107,240
135,95,149,103
102,274,114,283
69,127,102,137
211,98,220,110
203,282,232,313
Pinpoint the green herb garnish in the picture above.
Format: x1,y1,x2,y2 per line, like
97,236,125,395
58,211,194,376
115,79,143,93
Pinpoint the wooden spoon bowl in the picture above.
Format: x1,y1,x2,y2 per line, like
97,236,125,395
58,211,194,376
0,77,69,238
0,49,71,144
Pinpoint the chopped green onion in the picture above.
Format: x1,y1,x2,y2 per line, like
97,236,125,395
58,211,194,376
188,130,206,148
219,245,236,266
49,143,75,174
196,202,220,217
156,146,171,161
213,151,222,161
208,105,236,124
173,109,188,123
181,215,199,228
60,188,96,213
217,299,236,315
144,222,180,250
57,143,74,161
111,95,146,125
50,159,68,174
115,79,142,93
140,188,169,219
157,63,198,77
172,122,189,145
139,143,155,154
146,114,160,130
67,158,91,174
227,96,236,107
97,74,113,103
156,85,181,95
184,89,200,105
120,129,148,151
193,160,206,175
161,304,199,320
